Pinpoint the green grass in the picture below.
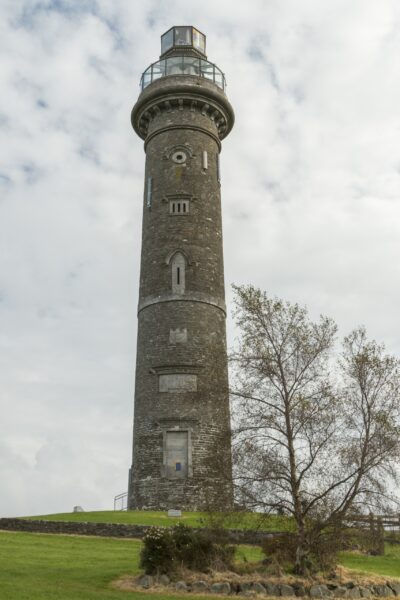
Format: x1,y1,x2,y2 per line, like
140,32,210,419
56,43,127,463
339,544,400,578
21,510,293,531
234,544,264,563
1,530,399,600
22,510,204,527
0,531,258,600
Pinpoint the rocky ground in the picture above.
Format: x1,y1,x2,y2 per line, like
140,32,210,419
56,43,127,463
112,569,400,597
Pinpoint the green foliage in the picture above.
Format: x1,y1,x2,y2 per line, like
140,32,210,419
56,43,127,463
140,524,235,574
139,527,175,574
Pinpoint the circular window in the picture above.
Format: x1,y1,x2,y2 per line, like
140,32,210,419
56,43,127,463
171,150,187,164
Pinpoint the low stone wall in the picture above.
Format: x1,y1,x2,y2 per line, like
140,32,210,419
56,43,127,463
0,518,149,538
137,575,400,598
0,518,282,545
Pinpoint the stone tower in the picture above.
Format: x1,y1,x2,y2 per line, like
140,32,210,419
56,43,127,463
128,27,234,510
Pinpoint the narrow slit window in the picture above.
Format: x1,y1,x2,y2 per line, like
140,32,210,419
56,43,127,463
202,150,208,170
146,176,153,208
171,252,186,294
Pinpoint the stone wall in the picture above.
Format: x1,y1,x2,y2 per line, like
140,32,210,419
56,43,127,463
0,518,282,545
137,575,400,598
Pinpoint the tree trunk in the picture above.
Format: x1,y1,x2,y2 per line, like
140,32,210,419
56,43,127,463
294,521,309,575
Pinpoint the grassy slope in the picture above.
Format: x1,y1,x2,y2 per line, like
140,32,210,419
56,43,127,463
1,530,399,600
21,510,292,531
339,546,400,578
1,531,258,600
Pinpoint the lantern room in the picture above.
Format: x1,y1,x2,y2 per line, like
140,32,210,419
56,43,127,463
161,26,206,57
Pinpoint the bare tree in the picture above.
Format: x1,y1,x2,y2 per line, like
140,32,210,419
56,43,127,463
230,285,400,574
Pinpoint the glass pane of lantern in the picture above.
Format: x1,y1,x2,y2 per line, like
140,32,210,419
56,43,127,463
214,69,223,88
152,60,165,81
200,60,214,81
166,56,184,76
175,26,191,46
142,70,152,88
183,57,200,76
193,29,205,53
161,28,173,53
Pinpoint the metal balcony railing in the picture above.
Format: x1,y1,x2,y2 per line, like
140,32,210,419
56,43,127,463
140,56,226,91
114,491,128,511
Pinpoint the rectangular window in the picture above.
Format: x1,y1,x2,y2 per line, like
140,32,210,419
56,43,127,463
216,154,220,183
165,431,188,478
202,150,208,170
159,373,197,393
169,200,189,214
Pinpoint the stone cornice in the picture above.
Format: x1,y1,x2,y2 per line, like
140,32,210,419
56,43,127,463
131,76,234,141
138,291,226,316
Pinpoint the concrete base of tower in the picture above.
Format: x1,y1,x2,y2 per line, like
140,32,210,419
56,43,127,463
127,472,233,512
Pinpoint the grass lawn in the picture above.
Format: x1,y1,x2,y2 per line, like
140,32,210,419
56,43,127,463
339,544,400,578
0,531,262,600
21,510,293,531
1,531,398,600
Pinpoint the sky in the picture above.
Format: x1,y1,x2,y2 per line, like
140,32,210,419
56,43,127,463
1,0,400,517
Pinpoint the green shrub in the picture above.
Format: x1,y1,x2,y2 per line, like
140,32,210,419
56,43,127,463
140,523,235,574
139,527,175,574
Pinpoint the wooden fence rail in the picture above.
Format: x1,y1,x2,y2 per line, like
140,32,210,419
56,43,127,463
345,514,400,530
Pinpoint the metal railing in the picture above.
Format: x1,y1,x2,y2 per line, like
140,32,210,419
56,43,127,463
140,56,226,91
114,491,128,511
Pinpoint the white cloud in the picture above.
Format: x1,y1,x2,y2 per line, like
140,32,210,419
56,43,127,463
0,0,399,516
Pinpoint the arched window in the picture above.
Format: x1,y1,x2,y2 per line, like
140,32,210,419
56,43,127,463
171,251,186,294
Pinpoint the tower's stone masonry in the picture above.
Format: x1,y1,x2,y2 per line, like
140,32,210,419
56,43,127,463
128,28,234,510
